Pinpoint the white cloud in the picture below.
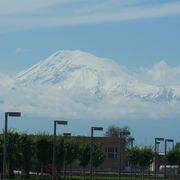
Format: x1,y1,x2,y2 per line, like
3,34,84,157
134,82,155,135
0,0,180,31
0,59,180,120
0,85,179,120
137,61,180,86
15,48,28,54
0,73,14,86
0,0,73,15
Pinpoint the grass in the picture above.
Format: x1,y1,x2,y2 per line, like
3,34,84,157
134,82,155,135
10,175,171,180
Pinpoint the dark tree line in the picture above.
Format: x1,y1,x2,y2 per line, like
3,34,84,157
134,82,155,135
127,146,154,180
0,130,105,179
166,143,180,166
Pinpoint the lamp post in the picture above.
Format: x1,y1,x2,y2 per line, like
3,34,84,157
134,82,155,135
156,142,160,152
63,132,71,179
3,112,21,180
119,131,130,180
63,133,71,137
128,137,135,180
154,138,164,180
52,120,68,180
164,139,174,180
90,126,103,180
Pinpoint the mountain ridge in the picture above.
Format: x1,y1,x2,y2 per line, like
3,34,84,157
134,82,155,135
0,50,180,120
14,50,180,102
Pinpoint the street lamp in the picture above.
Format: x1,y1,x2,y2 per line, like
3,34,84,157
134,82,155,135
90,126,103,180
63,132,71,179
128,137,135,180
3,112,21,180
156,141,160,152
164,139,174,180
154,138,164,180
52,120,68,180
63,133,71,137
119,131,130,180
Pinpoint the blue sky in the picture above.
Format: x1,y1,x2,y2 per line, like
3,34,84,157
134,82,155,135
0,0,180,72
0,0,180,145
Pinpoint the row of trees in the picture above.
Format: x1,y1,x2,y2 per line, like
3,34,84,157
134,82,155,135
127,146,154,179
105,126,180,179
127,144,180,179
1,126,180,179
166,143,180,166
106,125,180,169
0,130,105,179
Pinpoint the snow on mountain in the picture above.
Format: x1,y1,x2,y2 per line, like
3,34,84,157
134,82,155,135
16,50,131,89
1,50,179,120
15,50,180,102
0,73,14,86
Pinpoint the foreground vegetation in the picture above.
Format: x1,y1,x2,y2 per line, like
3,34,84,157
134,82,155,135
0,127,180,179
4,175,178,180
0,130,105,179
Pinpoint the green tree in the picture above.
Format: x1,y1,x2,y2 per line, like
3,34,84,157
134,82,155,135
64,139,80,179
138,147,154,180
92,143,105,168
166,147,180,178
35,137,52,175
105,125,120,137
105,125,131,146
167,148,180,166
127,146,140,179
19,134,35,178
78,142,90,179
174,143,180,150
128,146,153,180
6,130,21,178
55,137,65,179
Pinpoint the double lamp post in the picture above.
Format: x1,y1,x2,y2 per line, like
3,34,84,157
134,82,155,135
154,137,174,180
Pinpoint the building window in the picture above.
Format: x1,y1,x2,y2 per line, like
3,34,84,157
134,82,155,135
105,147,118,159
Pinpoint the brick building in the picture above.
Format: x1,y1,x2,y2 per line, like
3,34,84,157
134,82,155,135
68,136,128,172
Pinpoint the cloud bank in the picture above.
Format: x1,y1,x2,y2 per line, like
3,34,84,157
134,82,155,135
0,0,180,32
136,61,180,86
0,57,179,121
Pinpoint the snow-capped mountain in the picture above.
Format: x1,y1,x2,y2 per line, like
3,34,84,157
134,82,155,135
15,50,180,102
16,50,132,90
1,50,180,120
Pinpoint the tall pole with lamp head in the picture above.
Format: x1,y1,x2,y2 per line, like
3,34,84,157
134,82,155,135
128,137,135,180
164,139,174,180
3,112,21,180
90,127,103,180
52,120,68,180
154,138,164,180
119,130,130,180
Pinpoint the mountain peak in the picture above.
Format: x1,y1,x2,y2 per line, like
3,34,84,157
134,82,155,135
16,50,124,86
45,49,119,70
2,50,180,121
14,50,180,103
50,50,93,58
